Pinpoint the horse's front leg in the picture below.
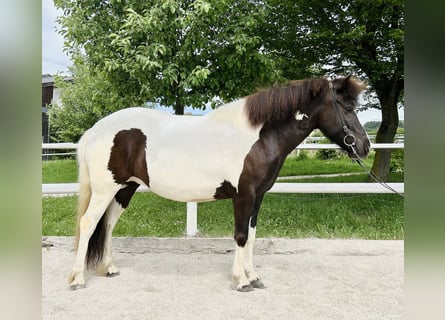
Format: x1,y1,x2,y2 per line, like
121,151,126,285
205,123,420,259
243,222,265,289
244,193,265,288
232,193,264,291
233,242,252,291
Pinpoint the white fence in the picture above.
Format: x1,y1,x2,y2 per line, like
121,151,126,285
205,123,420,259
42,143,404,236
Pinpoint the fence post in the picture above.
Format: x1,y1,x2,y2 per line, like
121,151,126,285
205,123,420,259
186,202,198,236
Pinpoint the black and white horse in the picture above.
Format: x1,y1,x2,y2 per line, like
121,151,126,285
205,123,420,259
68,76,370,291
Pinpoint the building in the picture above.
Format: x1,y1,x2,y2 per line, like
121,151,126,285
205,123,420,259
41,74,72,143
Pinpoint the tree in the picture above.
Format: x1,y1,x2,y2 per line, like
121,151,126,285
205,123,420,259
54,0,277,115
49,63,131,142
263,0,404,181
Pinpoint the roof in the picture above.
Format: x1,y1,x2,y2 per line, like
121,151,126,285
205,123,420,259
42,74,73,87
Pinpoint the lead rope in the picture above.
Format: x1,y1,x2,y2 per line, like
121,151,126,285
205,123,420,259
350,145,404,198
328,81,404,198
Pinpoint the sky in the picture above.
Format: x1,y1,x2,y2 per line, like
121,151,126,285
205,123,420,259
42,0,402,124
42,0,72,76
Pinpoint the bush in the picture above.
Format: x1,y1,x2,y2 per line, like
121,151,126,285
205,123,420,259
390,149,404,173
315,148,339,160
295,150,309,160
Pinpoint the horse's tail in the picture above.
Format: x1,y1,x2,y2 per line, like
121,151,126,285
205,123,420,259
73,133,92,252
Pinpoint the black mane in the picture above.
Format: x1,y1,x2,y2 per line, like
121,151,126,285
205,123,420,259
245,78,328,126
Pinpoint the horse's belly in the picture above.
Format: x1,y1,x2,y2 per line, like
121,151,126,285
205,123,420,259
146,135,258,202
147,157,243,202
149,179,219,202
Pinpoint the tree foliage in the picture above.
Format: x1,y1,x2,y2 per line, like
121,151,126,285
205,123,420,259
49,63,130,142
264,0,404,87
52,0,404,181
263,0,404,180
54,0,277,114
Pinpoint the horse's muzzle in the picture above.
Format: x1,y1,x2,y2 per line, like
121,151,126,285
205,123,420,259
349,140,370,159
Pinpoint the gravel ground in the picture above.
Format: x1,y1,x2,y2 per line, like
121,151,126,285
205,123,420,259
42,237,403,320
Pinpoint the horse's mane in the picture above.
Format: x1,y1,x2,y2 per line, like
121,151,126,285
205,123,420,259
245,78,329,126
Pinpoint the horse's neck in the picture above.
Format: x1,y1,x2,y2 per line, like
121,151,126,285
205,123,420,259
264,120,314,157
207,99,250,127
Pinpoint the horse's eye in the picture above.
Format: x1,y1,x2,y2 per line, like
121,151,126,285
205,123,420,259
340,101,355,112
337,100,354,112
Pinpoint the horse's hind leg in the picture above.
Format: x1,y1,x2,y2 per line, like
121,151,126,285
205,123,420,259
97,199,124,277
68,192,116,290
99,182,139,277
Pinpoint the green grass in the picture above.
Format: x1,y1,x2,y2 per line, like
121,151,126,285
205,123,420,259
42,195,78,236
42,156,404,239
278,153,375,177
199,193,403,239
42,192,403,239
42,159,78,183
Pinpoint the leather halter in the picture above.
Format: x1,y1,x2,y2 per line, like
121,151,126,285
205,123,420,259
328,81,357,148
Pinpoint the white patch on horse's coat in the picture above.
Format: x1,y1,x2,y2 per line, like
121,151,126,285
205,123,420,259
143,100,261,201
82,100,261,202
126,176,148,187
295,111,309,121
244,225,259,282
233,244,250,289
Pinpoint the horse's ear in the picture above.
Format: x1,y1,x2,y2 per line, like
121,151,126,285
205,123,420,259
340,75,353,91
340,75,366,98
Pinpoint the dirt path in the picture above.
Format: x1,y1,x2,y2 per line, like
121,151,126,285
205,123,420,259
42,237,403,320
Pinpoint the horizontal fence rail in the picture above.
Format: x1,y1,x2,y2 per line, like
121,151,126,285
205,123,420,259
42,142,404,150
42,142,404,236
42,182,404,196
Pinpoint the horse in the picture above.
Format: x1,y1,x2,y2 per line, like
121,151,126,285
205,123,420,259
68,75,370,292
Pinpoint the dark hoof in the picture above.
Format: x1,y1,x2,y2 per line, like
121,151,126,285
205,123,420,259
251,279,265,289
236,284,254,292
106,271,120,278
70,284,86,291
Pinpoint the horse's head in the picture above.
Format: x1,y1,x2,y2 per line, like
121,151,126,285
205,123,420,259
317,76,370,159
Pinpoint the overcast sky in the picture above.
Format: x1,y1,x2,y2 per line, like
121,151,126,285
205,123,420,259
42,0,402,123
42,0,72,76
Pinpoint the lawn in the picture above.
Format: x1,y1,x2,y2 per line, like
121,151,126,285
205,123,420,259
42,154,404,239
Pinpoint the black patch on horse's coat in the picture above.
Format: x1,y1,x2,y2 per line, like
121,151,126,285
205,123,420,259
214,180,237,200
108,128,150,186
86,130,149,268
115,182,139,208
232,76,368,248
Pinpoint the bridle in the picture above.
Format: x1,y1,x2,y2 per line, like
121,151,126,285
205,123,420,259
328,82,357,151
328,81,404,197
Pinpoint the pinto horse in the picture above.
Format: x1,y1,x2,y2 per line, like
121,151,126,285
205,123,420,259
68,76,370,291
